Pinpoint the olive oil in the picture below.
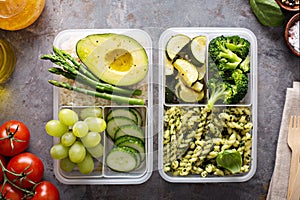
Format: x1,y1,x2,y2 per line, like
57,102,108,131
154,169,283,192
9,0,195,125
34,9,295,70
0,38,16,84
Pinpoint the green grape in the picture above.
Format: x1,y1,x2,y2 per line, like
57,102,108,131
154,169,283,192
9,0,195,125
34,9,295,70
60,157,76,172
58,109,79,126
61,131,76,147
84,117,106,133
45,120,68,137
77,153,94,174
86,143,104,159
69,141,86,163
72,121,89,138
50,143,69,160
80,132,101,148
79,107,103,120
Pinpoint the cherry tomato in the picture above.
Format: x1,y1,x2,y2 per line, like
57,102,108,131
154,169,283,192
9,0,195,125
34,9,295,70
0,120,30,157
31,181,60,200
0,155,6,183
6,152,44,189
0,182,24,200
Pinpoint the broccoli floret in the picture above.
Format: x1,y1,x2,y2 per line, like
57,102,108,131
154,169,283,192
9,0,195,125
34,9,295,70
232,69,248,101
207,35,250,110
208,35,250,72
224,36,250,60
207,69,248,110
239,55,250,73
208,36,242,71
207,79,226,110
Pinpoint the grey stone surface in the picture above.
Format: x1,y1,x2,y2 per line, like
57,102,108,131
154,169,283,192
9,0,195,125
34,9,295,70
0,0,299,199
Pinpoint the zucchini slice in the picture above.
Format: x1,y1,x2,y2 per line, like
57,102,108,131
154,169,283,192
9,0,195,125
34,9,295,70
106,117,136,139
114,124,145,142
176,35,207,67
106,146,140,172
191,81,204,92
197,65,206,81
115,135,145,161
164,57,174,76
173,58,198,87
165,34,191,61
175,80,204,103
129,108,143,126
107,108,138,124
190,36,207,65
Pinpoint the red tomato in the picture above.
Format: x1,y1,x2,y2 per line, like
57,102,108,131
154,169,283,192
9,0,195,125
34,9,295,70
0,120,30,157
31,181,60,200
0,154,6,183
0,182,24,200
6,152,44,189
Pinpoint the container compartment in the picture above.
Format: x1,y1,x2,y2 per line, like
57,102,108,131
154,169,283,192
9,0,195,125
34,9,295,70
53,106,105,180
158,27,257,183
52,29,153,184
162,33,209,105
103,106,148,178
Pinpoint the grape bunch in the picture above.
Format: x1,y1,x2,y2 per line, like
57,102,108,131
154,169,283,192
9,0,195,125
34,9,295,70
45,107,106,174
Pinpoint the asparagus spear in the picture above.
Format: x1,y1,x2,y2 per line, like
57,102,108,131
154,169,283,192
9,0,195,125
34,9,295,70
48,67,109,93
52,46,100,82
49,80,145,105
41,54,142,96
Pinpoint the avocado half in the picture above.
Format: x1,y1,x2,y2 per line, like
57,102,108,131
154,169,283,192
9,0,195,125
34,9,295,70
76,33,148,86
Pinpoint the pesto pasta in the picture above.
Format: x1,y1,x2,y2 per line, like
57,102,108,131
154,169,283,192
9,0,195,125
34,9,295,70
163,106,253,177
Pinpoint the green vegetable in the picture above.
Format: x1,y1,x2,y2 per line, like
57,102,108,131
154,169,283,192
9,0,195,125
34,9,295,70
173,58,199,87
41,47,147,105
48,80,145,105
106,146,140,172
165,34,191,61
239,55,250,74
216,150,242,174
176,35,207,66
175,79,204,103
207,35,250,109
207,70,248,109
250,0,285,27
42,53,141,96
208,35,249,71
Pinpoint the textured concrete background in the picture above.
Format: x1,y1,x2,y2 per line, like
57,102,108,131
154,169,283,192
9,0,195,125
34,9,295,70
0,0,299,199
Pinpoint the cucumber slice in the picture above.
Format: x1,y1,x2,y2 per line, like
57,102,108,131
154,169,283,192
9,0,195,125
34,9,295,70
114,125,145,142
106,146,140,172
76,33,115,62
129,108,143,126
106,117,136,139
165,34,190,61
107,108,138,124
115,135,145,161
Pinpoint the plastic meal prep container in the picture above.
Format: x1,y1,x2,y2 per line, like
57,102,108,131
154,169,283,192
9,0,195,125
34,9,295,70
52,29,153,184
158,27,258,182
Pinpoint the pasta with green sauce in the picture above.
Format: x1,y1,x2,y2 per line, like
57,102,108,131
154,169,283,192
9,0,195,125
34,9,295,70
163,106,253,177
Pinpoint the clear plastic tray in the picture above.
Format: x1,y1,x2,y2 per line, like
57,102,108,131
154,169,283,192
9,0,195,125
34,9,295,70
52,29,153,184
158,27,258,182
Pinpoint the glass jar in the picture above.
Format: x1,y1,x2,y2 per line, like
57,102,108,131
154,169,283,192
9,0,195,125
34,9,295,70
0,38,16,83
0,0,46,31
